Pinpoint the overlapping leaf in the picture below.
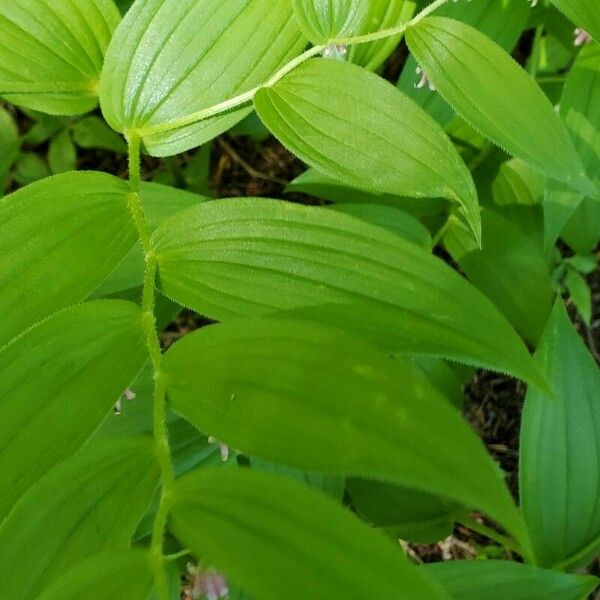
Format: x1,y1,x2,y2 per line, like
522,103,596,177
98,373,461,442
0,171,137,345
164,319,525,541
292,0,367,43
406,17,595,196
255,59,481,242
152,198,545,388
0,300,147,519
172,468,448,600
100,0,307,156
0,437,158,599
551,0,600,43
0,0,120,115
520,302,600,570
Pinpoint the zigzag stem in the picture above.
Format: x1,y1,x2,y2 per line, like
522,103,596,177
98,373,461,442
133,0,451,139
127,132,176,600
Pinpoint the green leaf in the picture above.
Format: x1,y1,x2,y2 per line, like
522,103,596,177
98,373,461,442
347,478,457,543
551,0,600,43
451,209,554,344
492,158,546,207
255,58,481,242
328,203,432,249
48,129,77,173
348,0,416,71
566,268,592,325
172,468,448,600
544,44,600,247
292,0,367,43
13,151,49,185
92,182,206,297
38,551,154,600
152,198,546,389
424,560,599,600
0,0,121,115
0,437,159,599
0,300,147,519
520,302,600,570
398,0,530,126
163,318,525,543
100,0,307,156
73,115,128,153
0,171,137,344
406,17,595,196
0,107,19,190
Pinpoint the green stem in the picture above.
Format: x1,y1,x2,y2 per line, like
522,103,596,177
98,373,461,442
132,0,450,139
529,24,544,78
459,516,523,556
127,133,176,600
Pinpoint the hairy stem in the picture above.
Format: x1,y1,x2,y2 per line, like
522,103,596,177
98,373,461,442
127,133,176,600
133,0,450,139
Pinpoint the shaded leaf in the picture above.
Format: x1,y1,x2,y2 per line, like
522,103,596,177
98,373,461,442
0,300,147,519
164,319,525,542
292,0,367,43
551,0,600,43
172,468,448,600
0,437,159,599
520,302,600,570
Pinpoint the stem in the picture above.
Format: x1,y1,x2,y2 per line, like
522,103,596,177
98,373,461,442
127,133,176,600
132,0,450,139
459,516,523,556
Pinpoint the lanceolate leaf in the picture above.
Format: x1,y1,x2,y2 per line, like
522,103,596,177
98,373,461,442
152,199,545,389
406,17,595,196
424,560,599,600
38,551,155,600
0,301,147,519
544,44,600,248
0,437,159,599
398,0,530,126
0,0,121,115
100,0,307,156
254,59,481,242
0,171,137,345
164,319,525,542
292,0,367,43
551,0,600,43
520,302,600,571
172,468,449,600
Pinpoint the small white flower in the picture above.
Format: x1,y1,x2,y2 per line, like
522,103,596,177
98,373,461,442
184,564,229,600
415,66,436,92
322,44,347,61
574,28,592,47
529,0,538,7
208,437,230,462
114,388,136,414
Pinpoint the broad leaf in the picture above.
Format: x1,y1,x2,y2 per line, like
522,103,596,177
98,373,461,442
152,198,546,389
449,209,553,344
0,300,147,519
0,107,19,190
100,0,307,156
293,0,366,43
520,302,600,570
349,0,416,71
398,0,530,126
406,17,595,196
551,0,600,43
0,0,120,115
172,468,448,600
0,437,159,599
38,551,154,600
164,319,525,542
492,158,546,207
254,59,481,242
0,171,137,345
424,560,598,600
545,44,600,251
